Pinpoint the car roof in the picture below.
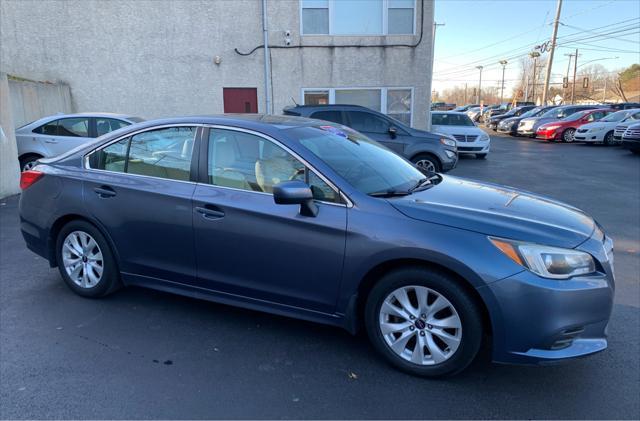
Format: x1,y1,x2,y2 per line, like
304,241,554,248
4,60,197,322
431,111,468,115
284,104,371,111
116,114,327,131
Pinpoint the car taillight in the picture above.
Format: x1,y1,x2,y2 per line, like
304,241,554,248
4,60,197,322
20,170,44,190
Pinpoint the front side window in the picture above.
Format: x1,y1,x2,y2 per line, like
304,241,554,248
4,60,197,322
346,111,390,134
207,129,339,203
58,118,90,137
311,111,344,125
301,0,415,35
89,127,195,181
289,124,424,196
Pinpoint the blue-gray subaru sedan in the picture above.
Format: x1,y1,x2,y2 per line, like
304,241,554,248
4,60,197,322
19,115,614,377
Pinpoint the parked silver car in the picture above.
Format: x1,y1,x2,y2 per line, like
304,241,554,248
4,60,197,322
16,113,143,171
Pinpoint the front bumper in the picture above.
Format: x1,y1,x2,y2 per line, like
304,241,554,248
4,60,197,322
477,235,615,365
575,131,605,142
622,138,640,151
517,127,536,136
440,149,458,171
536,130,559,140
457,141,490,154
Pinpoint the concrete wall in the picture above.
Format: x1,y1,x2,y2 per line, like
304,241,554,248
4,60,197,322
0,0,433,128
9,77,73,127
0,73,21,198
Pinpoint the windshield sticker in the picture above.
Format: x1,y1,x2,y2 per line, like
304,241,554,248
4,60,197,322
318,125,348,138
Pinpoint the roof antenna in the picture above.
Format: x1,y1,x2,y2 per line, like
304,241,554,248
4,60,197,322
290,96,299,106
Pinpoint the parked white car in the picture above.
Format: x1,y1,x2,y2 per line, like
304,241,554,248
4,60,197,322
431,111,491,159
574,108,640,145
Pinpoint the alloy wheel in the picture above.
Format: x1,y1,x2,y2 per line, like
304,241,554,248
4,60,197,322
62,231,104,289
563,129,575,143
22,160,37,172
379,286,462,365
415,159,436,173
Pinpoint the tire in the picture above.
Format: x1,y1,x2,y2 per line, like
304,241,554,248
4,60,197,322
603,131,614,146
56,220,121,298
562,128,576,143
411,154,441,173
364,267,483,377
19,154,42,172
475,154,487,159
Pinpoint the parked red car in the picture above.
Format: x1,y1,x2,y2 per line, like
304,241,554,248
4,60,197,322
536,108,613,142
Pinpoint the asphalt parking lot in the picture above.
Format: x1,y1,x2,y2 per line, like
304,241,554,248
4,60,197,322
1,132,639,419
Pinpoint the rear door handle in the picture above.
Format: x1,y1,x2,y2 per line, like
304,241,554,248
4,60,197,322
94,186,116,198
195,206,225,220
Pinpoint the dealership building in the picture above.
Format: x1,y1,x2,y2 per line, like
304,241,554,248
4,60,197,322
0,0,434,196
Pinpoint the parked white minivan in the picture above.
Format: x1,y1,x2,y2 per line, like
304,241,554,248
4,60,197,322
431,111,491,159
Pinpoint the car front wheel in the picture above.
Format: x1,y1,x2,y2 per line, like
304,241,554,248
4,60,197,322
411,154,441,173
364,267,483,377
56,220,121,298
603,131,614,146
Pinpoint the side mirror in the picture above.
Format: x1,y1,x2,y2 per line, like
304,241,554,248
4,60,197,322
273,180,318,217
388,126,398,139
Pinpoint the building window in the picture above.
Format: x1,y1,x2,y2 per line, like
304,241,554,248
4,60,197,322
301,87,413,126
301,0,415,35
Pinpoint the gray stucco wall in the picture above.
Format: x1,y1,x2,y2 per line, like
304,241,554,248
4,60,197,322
0,0,433,128
0,73,21,198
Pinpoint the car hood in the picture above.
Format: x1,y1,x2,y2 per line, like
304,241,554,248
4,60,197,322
389,175,595,248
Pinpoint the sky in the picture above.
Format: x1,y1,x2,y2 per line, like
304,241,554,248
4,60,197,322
432,0,640,96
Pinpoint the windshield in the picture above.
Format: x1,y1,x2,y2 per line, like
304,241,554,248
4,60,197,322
518,107,542,119
432,113,474,126
541,107,568,119
603,109,638,122
562,111,589,121
288,125,425,196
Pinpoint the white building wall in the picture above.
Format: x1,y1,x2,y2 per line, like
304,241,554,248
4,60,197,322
0,0,433,128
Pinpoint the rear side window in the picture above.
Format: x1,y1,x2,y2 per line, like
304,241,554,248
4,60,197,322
58,118,90,137
95,118,130,137
33,120,59,135
89,126,196,181
310,111,344,125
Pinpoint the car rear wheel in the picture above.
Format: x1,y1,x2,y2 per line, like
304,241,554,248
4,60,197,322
562,128,576,143
364,267,483,377
56,220,121,298
19,154,42,172
411,154,441,173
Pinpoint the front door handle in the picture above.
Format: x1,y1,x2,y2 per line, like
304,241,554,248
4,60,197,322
94,186,116,198
44,138,58,144
195,206,225,220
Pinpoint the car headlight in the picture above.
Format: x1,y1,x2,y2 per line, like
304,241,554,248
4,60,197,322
490,237,596,279
440,137,456,147
479,133,490,141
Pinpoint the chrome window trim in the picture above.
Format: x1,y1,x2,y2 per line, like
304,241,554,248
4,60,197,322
202,124,353,208
83,123,353,208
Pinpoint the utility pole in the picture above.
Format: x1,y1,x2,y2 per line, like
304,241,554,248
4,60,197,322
426,21,445,130
602,77,608,103
571,48,578,104
563,52,574,104
542,0,563,105
499,60,508,103
262,0,272,114
464,83,467,104
476,65,483,104
530,51,540,103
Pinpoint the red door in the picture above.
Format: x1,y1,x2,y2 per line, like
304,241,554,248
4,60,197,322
223,88,258,113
